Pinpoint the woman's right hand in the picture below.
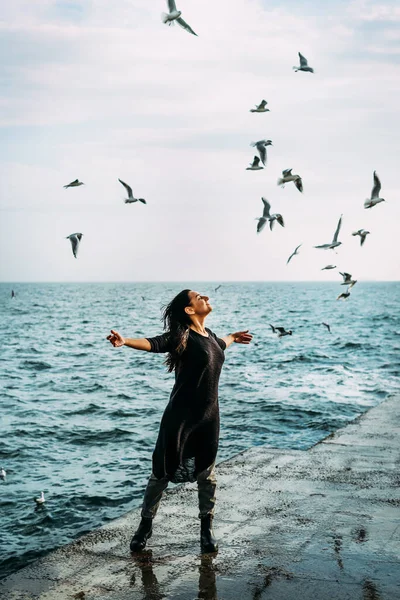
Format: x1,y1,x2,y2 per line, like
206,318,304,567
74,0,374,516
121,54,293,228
107,330,126,347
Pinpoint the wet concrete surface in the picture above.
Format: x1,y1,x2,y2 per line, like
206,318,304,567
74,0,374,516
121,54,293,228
1,394,399,599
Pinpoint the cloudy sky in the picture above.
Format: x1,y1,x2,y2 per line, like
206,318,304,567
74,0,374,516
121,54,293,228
1,0,399,282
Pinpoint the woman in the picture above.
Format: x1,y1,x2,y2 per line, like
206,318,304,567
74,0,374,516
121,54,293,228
107,289,252,554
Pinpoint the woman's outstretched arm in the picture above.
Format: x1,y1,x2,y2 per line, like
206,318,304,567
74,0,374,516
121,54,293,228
222,330,253,349
107,330,151,351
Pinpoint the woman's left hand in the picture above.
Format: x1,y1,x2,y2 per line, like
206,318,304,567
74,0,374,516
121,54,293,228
232,330,253,344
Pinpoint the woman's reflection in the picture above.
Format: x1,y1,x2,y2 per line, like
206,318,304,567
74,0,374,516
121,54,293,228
131,552,219,600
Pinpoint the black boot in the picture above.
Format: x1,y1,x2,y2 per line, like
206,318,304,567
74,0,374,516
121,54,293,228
200,514,218,554
130,517,153,553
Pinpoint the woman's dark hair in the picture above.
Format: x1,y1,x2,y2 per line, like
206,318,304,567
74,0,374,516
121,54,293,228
162,289,192,372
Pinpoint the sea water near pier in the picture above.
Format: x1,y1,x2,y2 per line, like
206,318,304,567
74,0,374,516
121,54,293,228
1,281,399,579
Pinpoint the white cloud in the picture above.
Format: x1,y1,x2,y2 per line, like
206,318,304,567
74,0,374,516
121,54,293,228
347,0,400,22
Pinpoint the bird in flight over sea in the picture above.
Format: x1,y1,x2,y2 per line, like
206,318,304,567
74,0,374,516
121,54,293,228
118,179,146,204
277,168,303,193
162,0,197,35
66,233,83,258
250,100,269,113
364,171,385,209
321,265,336,270
293,52,314,73
339,272,357,288
214,285,222,292
322,322,331,333
352,229,370,246
270,325,293,337
34,492,45,505
250,140,272,166
246,156,264,171
256,198,284,233
337,291,351,301
314,215,343,250
63,179,84,189
287,244,302,265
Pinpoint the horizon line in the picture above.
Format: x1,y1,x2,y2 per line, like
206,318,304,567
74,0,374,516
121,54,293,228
1,280,399,285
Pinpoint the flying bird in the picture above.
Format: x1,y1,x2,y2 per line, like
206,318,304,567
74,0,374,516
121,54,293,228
214,285,222,292
246,156,263,171
339,272,357,288
34,492,45,505
314,215,343,250
250,139,272,166
63,179,84,189
256,198,284,233
364,172,385,209
250,100,269,113
256,198,270,233
293,52,314,73
66,233,83,259
118,179,146,204
162,0,197,35
321,265,336,270
277,168,303,193
322,322,331,333
286,244,302,265
270,325,293,337
337,291,351,301
352,229,370,246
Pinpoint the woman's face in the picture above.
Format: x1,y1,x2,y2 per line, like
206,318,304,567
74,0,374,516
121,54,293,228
187,291,212,316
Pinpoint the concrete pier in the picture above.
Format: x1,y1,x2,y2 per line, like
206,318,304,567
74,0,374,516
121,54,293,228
1,394,399,599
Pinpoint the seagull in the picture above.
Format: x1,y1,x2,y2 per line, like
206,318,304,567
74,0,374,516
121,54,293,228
270,325,293,337
161,0,197,36
337,291,351,301
321,265,337,270
64,179,84,189
118,179,146,204
286,244,302,265
322,322,331,333
250,100,269,113
0,468,6,480
256,198,284,233
364,171,385,209
256,198,270,233
214,285,222,292
277,168,303,193
250,140,272,166
246,156,263,171
66,233,83,259
314,215,343,250
293,52,314,73
339,272,357,288
34,492,45,505
352,229,370,246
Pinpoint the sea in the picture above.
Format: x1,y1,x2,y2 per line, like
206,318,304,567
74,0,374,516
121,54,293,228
1,281,399,580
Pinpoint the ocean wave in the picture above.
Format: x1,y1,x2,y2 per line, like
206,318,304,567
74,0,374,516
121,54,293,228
379,363,400,370
279,352,330,364
333,341,375,350
20,360,52,371
67,428,134,445
65,494,132,508
106,408,142,418
68,403,102,416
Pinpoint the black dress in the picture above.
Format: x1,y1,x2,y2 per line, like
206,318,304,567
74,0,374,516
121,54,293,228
146,328,226,483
